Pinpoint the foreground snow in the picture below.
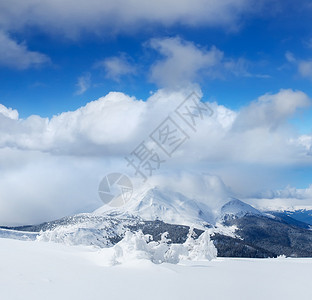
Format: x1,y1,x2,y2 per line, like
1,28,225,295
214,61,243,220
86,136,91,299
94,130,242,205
1,238,312,300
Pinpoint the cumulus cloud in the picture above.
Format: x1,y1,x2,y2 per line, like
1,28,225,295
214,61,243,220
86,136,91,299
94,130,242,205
148,37,258,87
0,88,310,160
0,30,50,69
0,103,18,120
0,87,312,224
0,0,264,38
96,54,136,81
0,92,147,155
75,73,91,95
295,135,312,154
148,37,223,87
233,89,310,131
260,185,312,200
285,51,312,81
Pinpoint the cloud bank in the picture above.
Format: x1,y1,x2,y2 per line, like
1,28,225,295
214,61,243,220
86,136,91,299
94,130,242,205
0,0,264,38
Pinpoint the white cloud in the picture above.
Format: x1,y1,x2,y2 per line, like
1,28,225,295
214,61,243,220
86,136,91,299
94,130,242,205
0,0,263,38
96,54,136,81
245,185,312,211
75,73,91,95
148,37,253,87
295,135,312,153
0,149,104,226
0,103,18,120
146,172,230,215
0,88,310,160
0,30,50,69
298,60,312,80
285,51,312,80
0,91,148,155
0,88,312,224
260,185,312,200
233,89,310,130
148,37,223,87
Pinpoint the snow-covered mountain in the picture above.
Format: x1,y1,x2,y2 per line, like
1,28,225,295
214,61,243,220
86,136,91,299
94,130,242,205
220,198,262,219
3,186,312,258
95,186,215,227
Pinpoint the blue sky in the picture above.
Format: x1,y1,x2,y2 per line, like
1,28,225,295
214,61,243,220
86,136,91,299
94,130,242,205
1,0,312,119
1,0,312,224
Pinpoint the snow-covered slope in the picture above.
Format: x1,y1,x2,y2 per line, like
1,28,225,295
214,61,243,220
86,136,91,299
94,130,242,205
1,238,312,300
95,186,214,227
0,228,37,241
220,198,262,219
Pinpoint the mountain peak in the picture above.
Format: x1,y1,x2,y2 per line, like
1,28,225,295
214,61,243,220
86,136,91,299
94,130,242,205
95,186,214,227
220,198,262,219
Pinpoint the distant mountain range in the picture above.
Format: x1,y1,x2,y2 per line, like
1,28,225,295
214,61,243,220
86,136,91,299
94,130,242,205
266,209,312,226
1,187,312,258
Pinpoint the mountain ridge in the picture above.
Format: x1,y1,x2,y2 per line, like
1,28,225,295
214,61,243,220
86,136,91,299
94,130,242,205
2,187,312,258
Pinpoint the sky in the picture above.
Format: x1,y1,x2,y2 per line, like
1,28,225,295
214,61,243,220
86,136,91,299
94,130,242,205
1,0,312,225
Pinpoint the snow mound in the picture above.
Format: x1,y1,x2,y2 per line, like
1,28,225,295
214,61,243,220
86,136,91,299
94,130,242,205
95,186,214,227
105,228,217,265
221,198,262,219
